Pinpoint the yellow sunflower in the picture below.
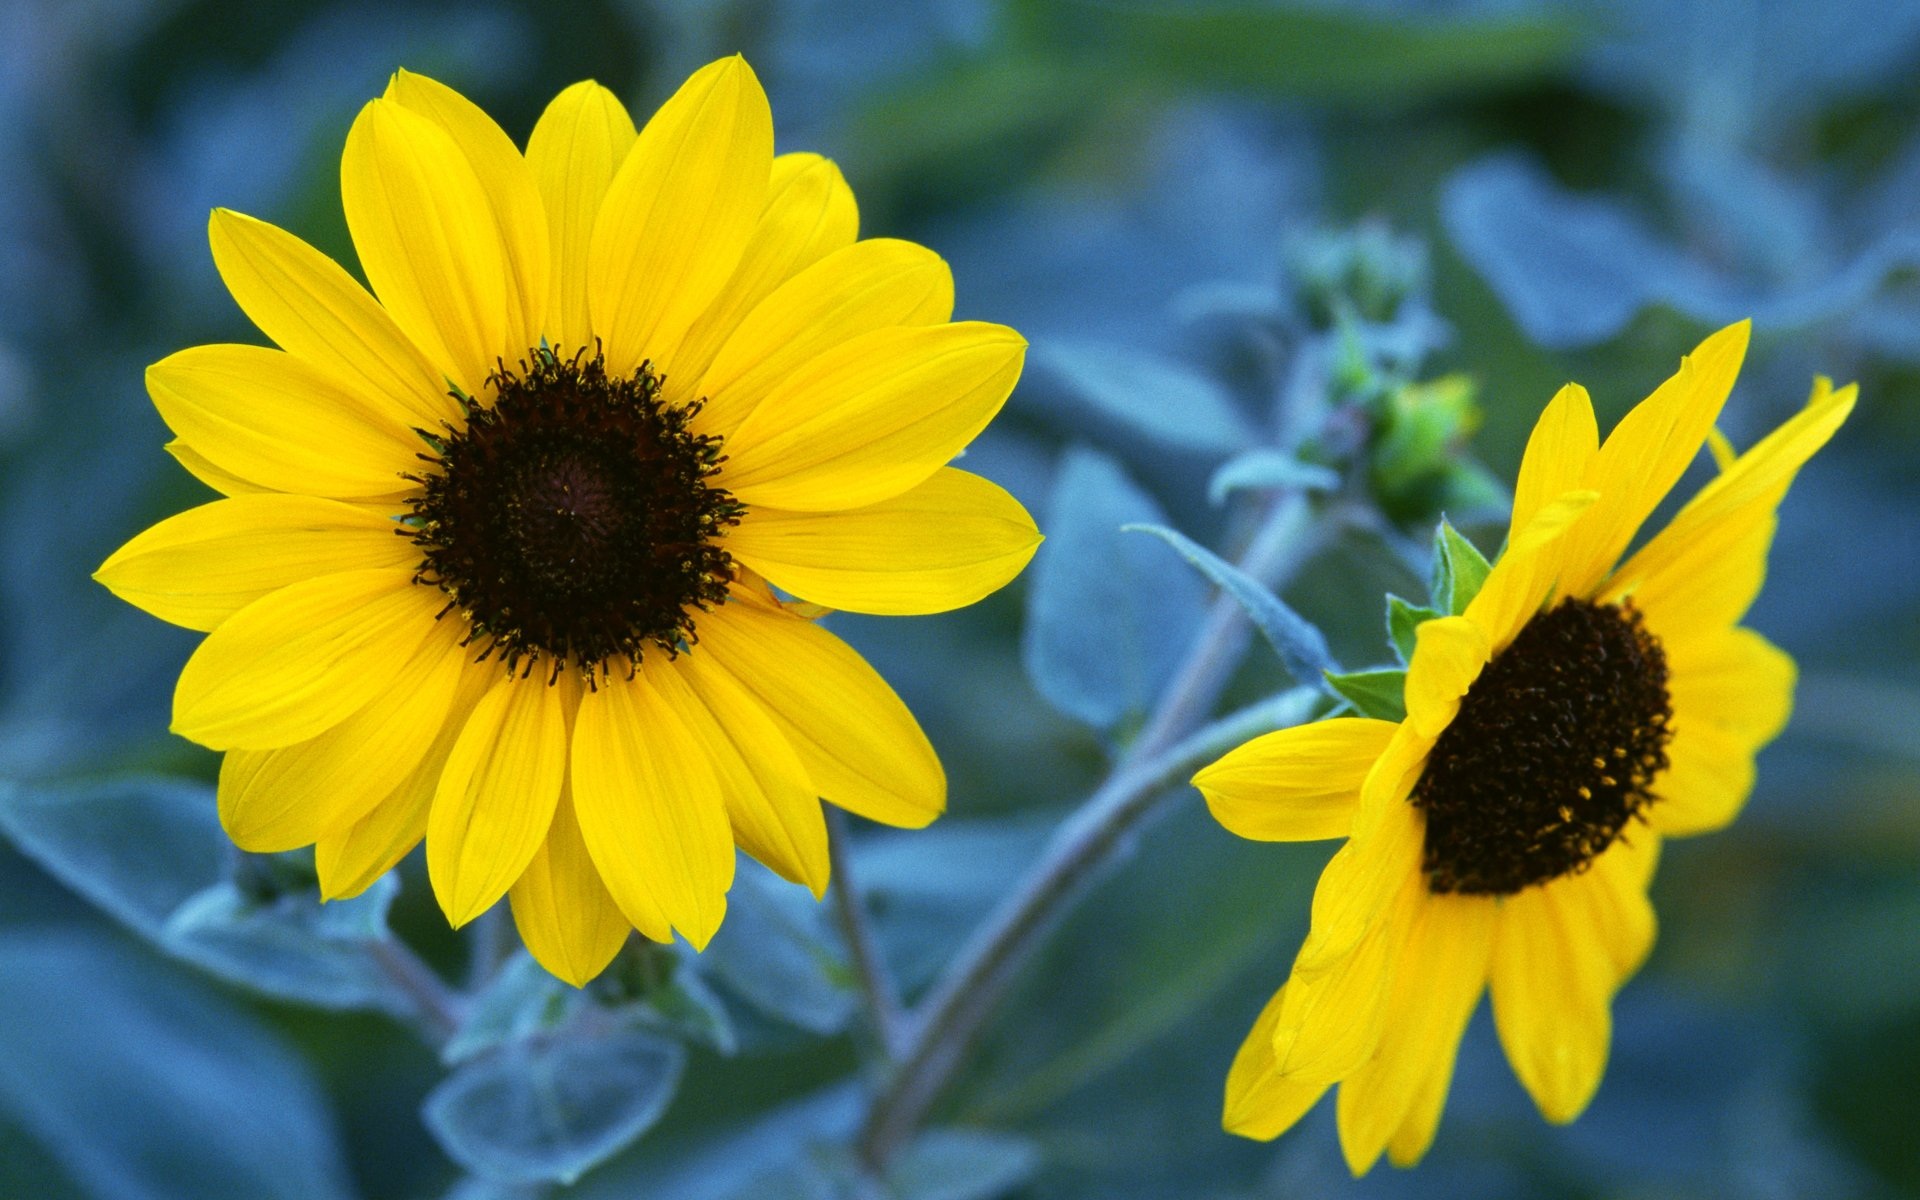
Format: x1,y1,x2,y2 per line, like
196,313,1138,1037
1193,322,1854,1173
94,58,1039,985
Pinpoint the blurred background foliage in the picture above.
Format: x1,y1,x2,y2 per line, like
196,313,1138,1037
2,0,1917,1196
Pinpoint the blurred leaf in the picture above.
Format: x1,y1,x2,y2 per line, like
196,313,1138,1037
1431,518,1492,614
1386,595,1442,664
1027,339,1257,456
887,1128,1042,1200
1022,448,1210,732
424,1026,686,1186
702,865,855,1036
444,953,577,1067
1323,667,1408,723
1124,522,1337,685
1206,450,1341,505
0,929,354,1200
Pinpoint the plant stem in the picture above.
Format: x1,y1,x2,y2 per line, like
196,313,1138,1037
827,805,907,1062
857,491,1326,1166
369,936,465,1046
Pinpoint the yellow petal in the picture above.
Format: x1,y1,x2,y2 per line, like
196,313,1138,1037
1294,755,1426,973
1223,984,1331,1140
587,56,772,378
166,440,268,497
690,599,944,828
1606,378,1855,636
1334,891,1494,1175
96,496,414,632
1272,870,1423,1085
1556,320,1750,597
668,152,862,401
316,656,495,900
571,666,736,949
1488,857,1648,1124
510,784,635,985
1509,382,1599,548
694,236,953,437
148,345,417,499
207,208,454,428
524,80,638,355
1193,717,1398,843
341,97,507,397
1385,1041,1456,1168
217,617,464,852
1667,625,1796,749
427,675,569,928
665,652,831,897
1461,487,1599,653
725,468,1039,616
1402,616,1490,740
172,568,440,750
386,70,551,361
720,322,1025,512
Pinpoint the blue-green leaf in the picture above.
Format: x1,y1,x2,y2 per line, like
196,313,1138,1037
888,1128,1043,1200
1029,339,1256,455
1022,448,1209,732
1431,518,1493,614
423,1027,686,1186
1125,522,1336,685
1387,594,1443,664
1207,449,1341,505
701,864,855,1036
1323,667,1408,722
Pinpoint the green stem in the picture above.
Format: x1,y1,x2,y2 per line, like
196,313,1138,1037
827,806,907,1062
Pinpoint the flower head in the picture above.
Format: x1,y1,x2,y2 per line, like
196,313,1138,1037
96,59,1039,984
1194,322,1853,1172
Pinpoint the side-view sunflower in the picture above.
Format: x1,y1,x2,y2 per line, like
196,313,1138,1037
95,57,1039,985
1193,321,1854,1173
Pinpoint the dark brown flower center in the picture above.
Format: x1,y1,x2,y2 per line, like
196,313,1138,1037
404,348,741,680
1412,598,1672,895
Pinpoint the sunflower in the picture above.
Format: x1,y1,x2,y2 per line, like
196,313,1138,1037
1193,322,1854,1173
95,58,1039,986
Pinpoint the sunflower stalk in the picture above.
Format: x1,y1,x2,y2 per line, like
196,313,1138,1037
826,805,908,1062
856,489,1330,1168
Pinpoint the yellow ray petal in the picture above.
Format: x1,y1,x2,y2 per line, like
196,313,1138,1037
571,667,736,949
719,322,1024,512
1556,321,1750,597
1385,1038,1457,1168
587,56,772,378
1652,726,1759,839
666,651,831,897
1194,717,1398,843
1402,616,1489,740
1272,870,1423,1085
147,345,419,499
524,80,638,355
668,152,861,401
166,440,268,497
1461,488,1600,654
1509,382,1599,548
172,568,440,750
1293,749,1426,974
1606,378,1855,636
217,616,465,852
1223,984,1332,1140
1335,891,1494,1175
341,97,507,397
726,468,1039,616
510,784,637,985
208,209,454,427
690,600,944,828
96,495,413,632
386,70,551,361
694,236,953,437
427,675,569,928
316,656,494,900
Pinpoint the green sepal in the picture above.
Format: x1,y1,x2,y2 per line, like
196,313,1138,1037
1430,518,1492,614
1322,666,1408,722
1386,594,1443,664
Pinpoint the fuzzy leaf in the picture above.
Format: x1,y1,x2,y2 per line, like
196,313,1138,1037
1323,667,1408,723
1431,519,1493,614
1387,594,1443,664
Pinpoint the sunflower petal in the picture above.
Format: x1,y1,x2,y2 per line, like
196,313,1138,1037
207,209,453,427
341,97,507,397
1509,383,1599,547
166,440,268,497
720,322,1024,512
691,600,943,828
1272,871,1423,1085
694,236,953,437
1462,488,1599,653
1194,717,1398,843
588,56,772,378
665,652,830,897
668,152,861,400
524,80,638,355
1385,1042,1456,1168
1223,985,1331,1140
96,496,414,632
1294,758,1426,973
386,70,551,360
148,345,418,499
427,676,569,928
172,568,439,750
510,785,636,985
726,468,1039,616
571,667,736,949
217,617,464,852
1403,616,1490,739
